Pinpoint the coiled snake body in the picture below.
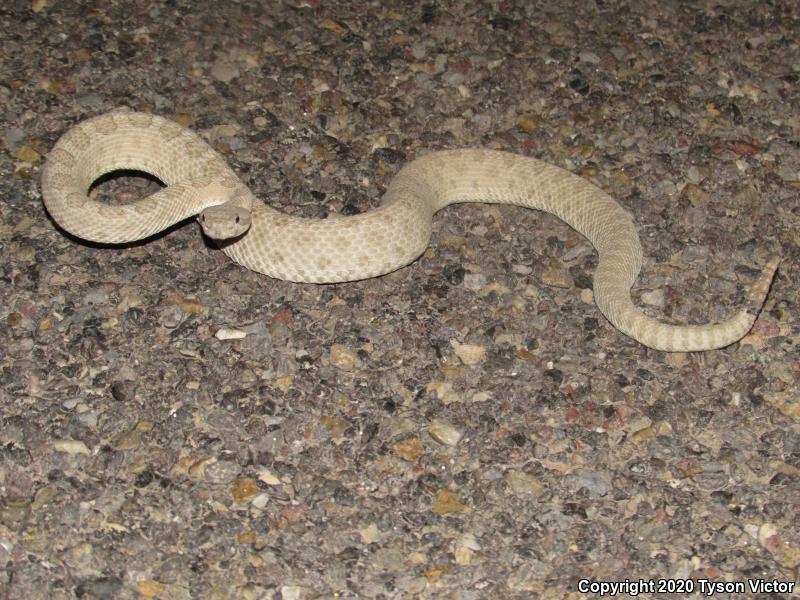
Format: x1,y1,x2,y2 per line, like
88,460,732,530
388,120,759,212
41,111,778,352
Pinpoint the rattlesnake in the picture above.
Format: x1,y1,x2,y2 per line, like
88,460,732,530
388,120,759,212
41,111,778,352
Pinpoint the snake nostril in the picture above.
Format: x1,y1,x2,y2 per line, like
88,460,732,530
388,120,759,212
235,216,240,224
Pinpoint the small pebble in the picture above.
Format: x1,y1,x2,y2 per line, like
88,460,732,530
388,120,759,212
428,419,462,446
215,326,247,340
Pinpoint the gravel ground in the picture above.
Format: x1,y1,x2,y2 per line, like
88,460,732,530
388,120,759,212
1,1,798,598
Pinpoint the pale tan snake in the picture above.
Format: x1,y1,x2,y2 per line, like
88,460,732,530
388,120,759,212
41,111,779,352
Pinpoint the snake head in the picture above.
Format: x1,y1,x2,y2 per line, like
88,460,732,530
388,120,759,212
198,203,252,240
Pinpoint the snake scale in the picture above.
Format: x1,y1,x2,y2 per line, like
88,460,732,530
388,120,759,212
41,111,779,352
